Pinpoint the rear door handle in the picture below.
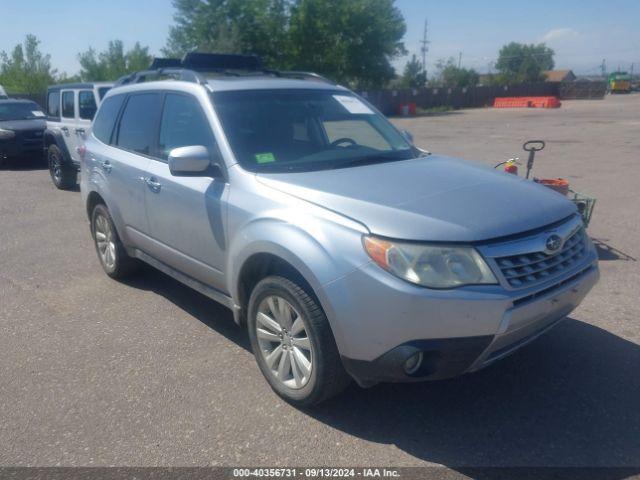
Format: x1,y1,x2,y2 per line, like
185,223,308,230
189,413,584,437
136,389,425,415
60,126,69,134
75,128,86,135
100,160,112,173
144,177,162,193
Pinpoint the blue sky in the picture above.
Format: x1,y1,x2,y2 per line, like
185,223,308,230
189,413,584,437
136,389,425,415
1,0,639,76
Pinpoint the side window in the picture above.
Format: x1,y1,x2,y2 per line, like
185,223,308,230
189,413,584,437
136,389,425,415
158,93,216,159
93,94,126,144
115,93,162,155
78,90,98,120
47,91,60,119
61,91,75,118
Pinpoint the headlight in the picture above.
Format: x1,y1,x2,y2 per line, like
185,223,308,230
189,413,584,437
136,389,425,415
363,235,497,289
0,128,16,140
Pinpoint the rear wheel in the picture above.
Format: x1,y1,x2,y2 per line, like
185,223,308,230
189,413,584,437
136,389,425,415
248,276,350,406
48,144,77,190
91,203,138,279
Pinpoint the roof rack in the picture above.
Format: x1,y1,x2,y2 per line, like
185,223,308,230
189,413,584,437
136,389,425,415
149,57,182,69
114,53,334,87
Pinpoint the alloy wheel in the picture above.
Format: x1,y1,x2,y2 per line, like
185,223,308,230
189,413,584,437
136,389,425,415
49,151,62,182
256,295,313,389
94,214,117,270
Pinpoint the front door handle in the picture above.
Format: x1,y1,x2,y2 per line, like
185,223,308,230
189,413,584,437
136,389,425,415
144,177,162,193
75,128,86,135
60,126,69,134
100,160,112,173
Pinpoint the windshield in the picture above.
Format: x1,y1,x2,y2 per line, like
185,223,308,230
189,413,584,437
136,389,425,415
212,89,415,172
0,102,44,121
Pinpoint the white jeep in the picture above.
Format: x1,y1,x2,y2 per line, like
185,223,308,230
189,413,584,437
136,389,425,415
44,82,112,189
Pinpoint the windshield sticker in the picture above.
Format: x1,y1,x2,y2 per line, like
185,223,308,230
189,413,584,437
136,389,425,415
255,152,276,164
333,95,374,115
32,111,45,117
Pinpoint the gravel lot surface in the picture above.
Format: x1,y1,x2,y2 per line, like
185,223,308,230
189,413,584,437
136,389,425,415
1,94,638,471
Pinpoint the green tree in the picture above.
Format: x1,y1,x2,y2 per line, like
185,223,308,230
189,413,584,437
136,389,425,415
399,54,426,88
288,0,406,88
0,34,57,94
431,57,479,88
78,41,153,81
164,0,407,88
164,0,290,67
495,42,554,84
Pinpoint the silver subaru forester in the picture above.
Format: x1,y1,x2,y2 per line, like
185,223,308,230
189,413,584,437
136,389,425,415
81,54,599,405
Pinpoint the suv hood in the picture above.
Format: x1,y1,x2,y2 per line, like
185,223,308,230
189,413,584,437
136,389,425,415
0,119,46,131
256,155,577,242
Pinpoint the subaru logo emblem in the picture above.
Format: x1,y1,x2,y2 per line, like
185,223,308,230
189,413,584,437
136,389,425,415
546,234,562,252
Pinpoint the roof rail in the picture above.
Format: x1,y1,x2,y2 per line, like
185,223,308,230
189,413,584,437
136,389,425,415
114,53,334,87
114,67,208,87
266,70,334,84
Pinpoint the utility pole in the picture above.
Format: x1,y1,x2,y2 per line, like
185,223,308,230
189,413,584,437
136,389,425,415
458,52,462,69
420,18,429,79
600,59,606,77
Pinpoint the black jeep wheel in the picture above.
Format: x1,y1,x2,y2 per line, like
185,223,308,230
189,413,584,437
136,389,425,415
48,144,77,190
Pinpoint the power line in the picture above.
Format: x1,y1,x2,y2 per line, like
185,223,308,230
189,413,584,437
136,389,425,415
420,18,429,78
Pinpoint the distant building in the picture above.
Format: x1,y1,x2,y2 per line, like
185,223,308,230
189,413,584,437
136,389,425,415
543,70,577,82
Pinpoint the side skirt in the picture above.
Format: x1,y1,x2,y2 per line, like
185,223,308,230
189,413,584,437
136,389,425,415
134,249,237,312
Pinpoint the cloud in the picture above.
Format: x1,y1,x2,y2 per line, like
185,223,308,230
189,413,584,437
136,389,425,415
540,28,580,43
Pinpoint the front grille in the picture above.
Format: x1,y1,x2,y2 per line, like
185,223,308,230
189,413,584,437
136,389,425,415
495,227,587,288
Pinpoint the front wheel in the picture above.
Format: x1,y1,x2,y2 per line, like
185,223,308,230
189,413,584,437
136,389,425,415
247,276,350,406
48,144,77,190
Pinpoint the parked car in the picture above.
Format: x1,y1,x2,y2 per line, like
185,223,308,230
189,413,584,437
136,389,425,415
81,54,599,406
0,85,8,99
0,99,46,168
44,82,112,189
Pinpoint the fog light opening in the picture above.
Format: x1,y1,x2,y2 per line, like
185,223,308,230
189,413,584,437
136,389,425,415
403,352,424,375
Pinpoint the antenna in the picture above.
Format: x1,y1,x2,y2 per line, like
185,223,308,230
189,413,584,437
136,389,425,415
420,18,429,78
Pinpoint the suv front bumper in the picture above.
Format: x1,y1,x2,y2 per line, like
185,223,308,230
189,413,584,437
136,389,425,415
321,248,599,387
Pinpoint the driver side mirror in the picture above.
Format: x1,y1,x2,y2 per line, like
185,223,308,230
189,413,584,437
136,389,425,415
168,145,224,178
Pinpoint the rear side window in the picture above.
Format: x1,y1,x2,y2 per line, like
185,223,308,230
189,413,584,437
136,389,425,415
61,91,75,118
47,91,60,118
78,90,97,120
158,93,215,159
93,94,126,144
115,93,161,155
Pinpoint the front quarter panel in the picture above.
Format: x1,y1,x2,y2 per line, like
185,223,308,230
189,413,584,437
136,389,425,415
225,169,371,344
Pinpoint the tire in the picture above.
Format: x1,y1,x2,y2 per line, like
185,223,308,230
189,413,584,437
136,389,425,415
48,144,77,190
90,203,139,279
247,276,350,406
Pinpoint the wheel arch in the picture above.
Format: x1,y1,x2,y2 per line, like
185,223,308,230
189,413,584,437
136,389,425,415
235,252,322,326
44,129,73,165
86,191,107,220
